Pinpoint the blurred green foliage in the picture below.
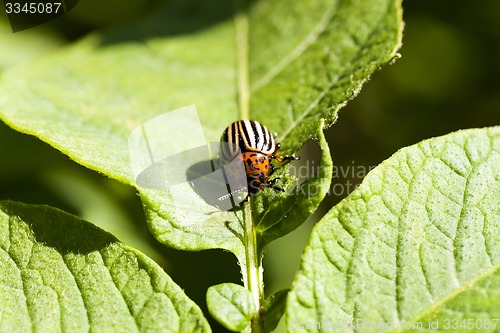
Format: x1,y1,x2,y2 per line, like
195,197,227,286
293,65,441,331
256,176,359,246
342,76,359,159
1,0,499,332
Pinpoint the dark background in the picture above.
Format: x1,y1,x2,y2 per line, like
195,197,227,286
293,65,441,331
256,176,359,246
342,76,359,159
1,0,499,331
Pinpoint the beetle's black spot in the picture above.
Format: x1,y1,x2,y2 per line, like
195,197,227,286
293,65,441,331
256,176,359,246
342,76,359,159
246,158,260,171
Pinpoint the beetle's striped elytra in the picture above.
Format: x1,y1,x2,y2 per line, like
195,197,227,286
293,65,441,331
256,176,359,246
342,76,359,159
220,120,299,196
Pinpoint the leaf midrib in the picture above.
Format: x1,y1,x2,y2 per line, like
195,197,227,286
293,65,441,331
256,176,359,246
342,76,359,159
235,9,250,120
279,0,396,142
235,0,340,123
249,1,339,94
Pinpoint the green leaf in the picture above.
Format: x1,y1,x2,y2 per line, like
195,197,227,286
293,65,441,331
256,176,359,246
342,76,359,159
287,127,500,333
253,119,332,251
262,289,289,333
247,0,403,154
0,200,210,332
0,0,403,255
207,283,256,332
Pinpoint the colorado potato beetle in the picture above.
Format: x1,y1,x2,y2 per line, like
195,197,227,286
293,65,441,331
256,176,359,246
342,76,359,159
219,120,299,195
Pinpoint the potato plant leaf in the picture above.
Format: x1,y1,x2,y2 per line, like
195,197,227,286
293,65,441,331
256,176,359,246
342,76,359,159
206,283,256,332
287,127,500,333
0,0,402,255
0,201,210,332
263,289,289,333
252,119,332,252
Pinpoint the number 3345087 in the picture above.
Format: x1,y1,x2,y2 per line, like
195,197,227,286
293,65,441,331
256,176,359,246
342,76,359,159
5,2,62,14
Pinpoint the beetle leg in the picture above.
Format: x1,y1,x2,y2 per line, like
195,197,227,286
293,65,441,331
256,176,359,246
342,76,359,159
273,142,300,162
268,177,280,184
265,177,285,192
271,185,285,192
272,155,300,163
266,182,285,192
267,164,277,177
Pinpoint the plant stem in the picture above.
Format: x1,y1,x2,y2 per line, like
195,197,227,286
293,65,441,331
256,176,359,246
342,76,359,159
243,202,264,333
235,4,263,330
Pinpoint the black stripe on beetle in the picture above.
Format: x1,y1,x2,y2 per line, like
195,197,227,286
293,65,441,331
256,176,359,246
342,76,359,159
219,120,299,198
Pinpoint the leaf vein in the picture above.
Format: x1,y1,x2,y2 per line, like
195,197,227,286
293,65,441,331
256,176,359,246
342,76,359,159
394,149,427,323
8,216,33,331
60,257,90,329
100,251,141,332
453,138,492,285
418,243,435,301
250,1,339,94
280,0,395,142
